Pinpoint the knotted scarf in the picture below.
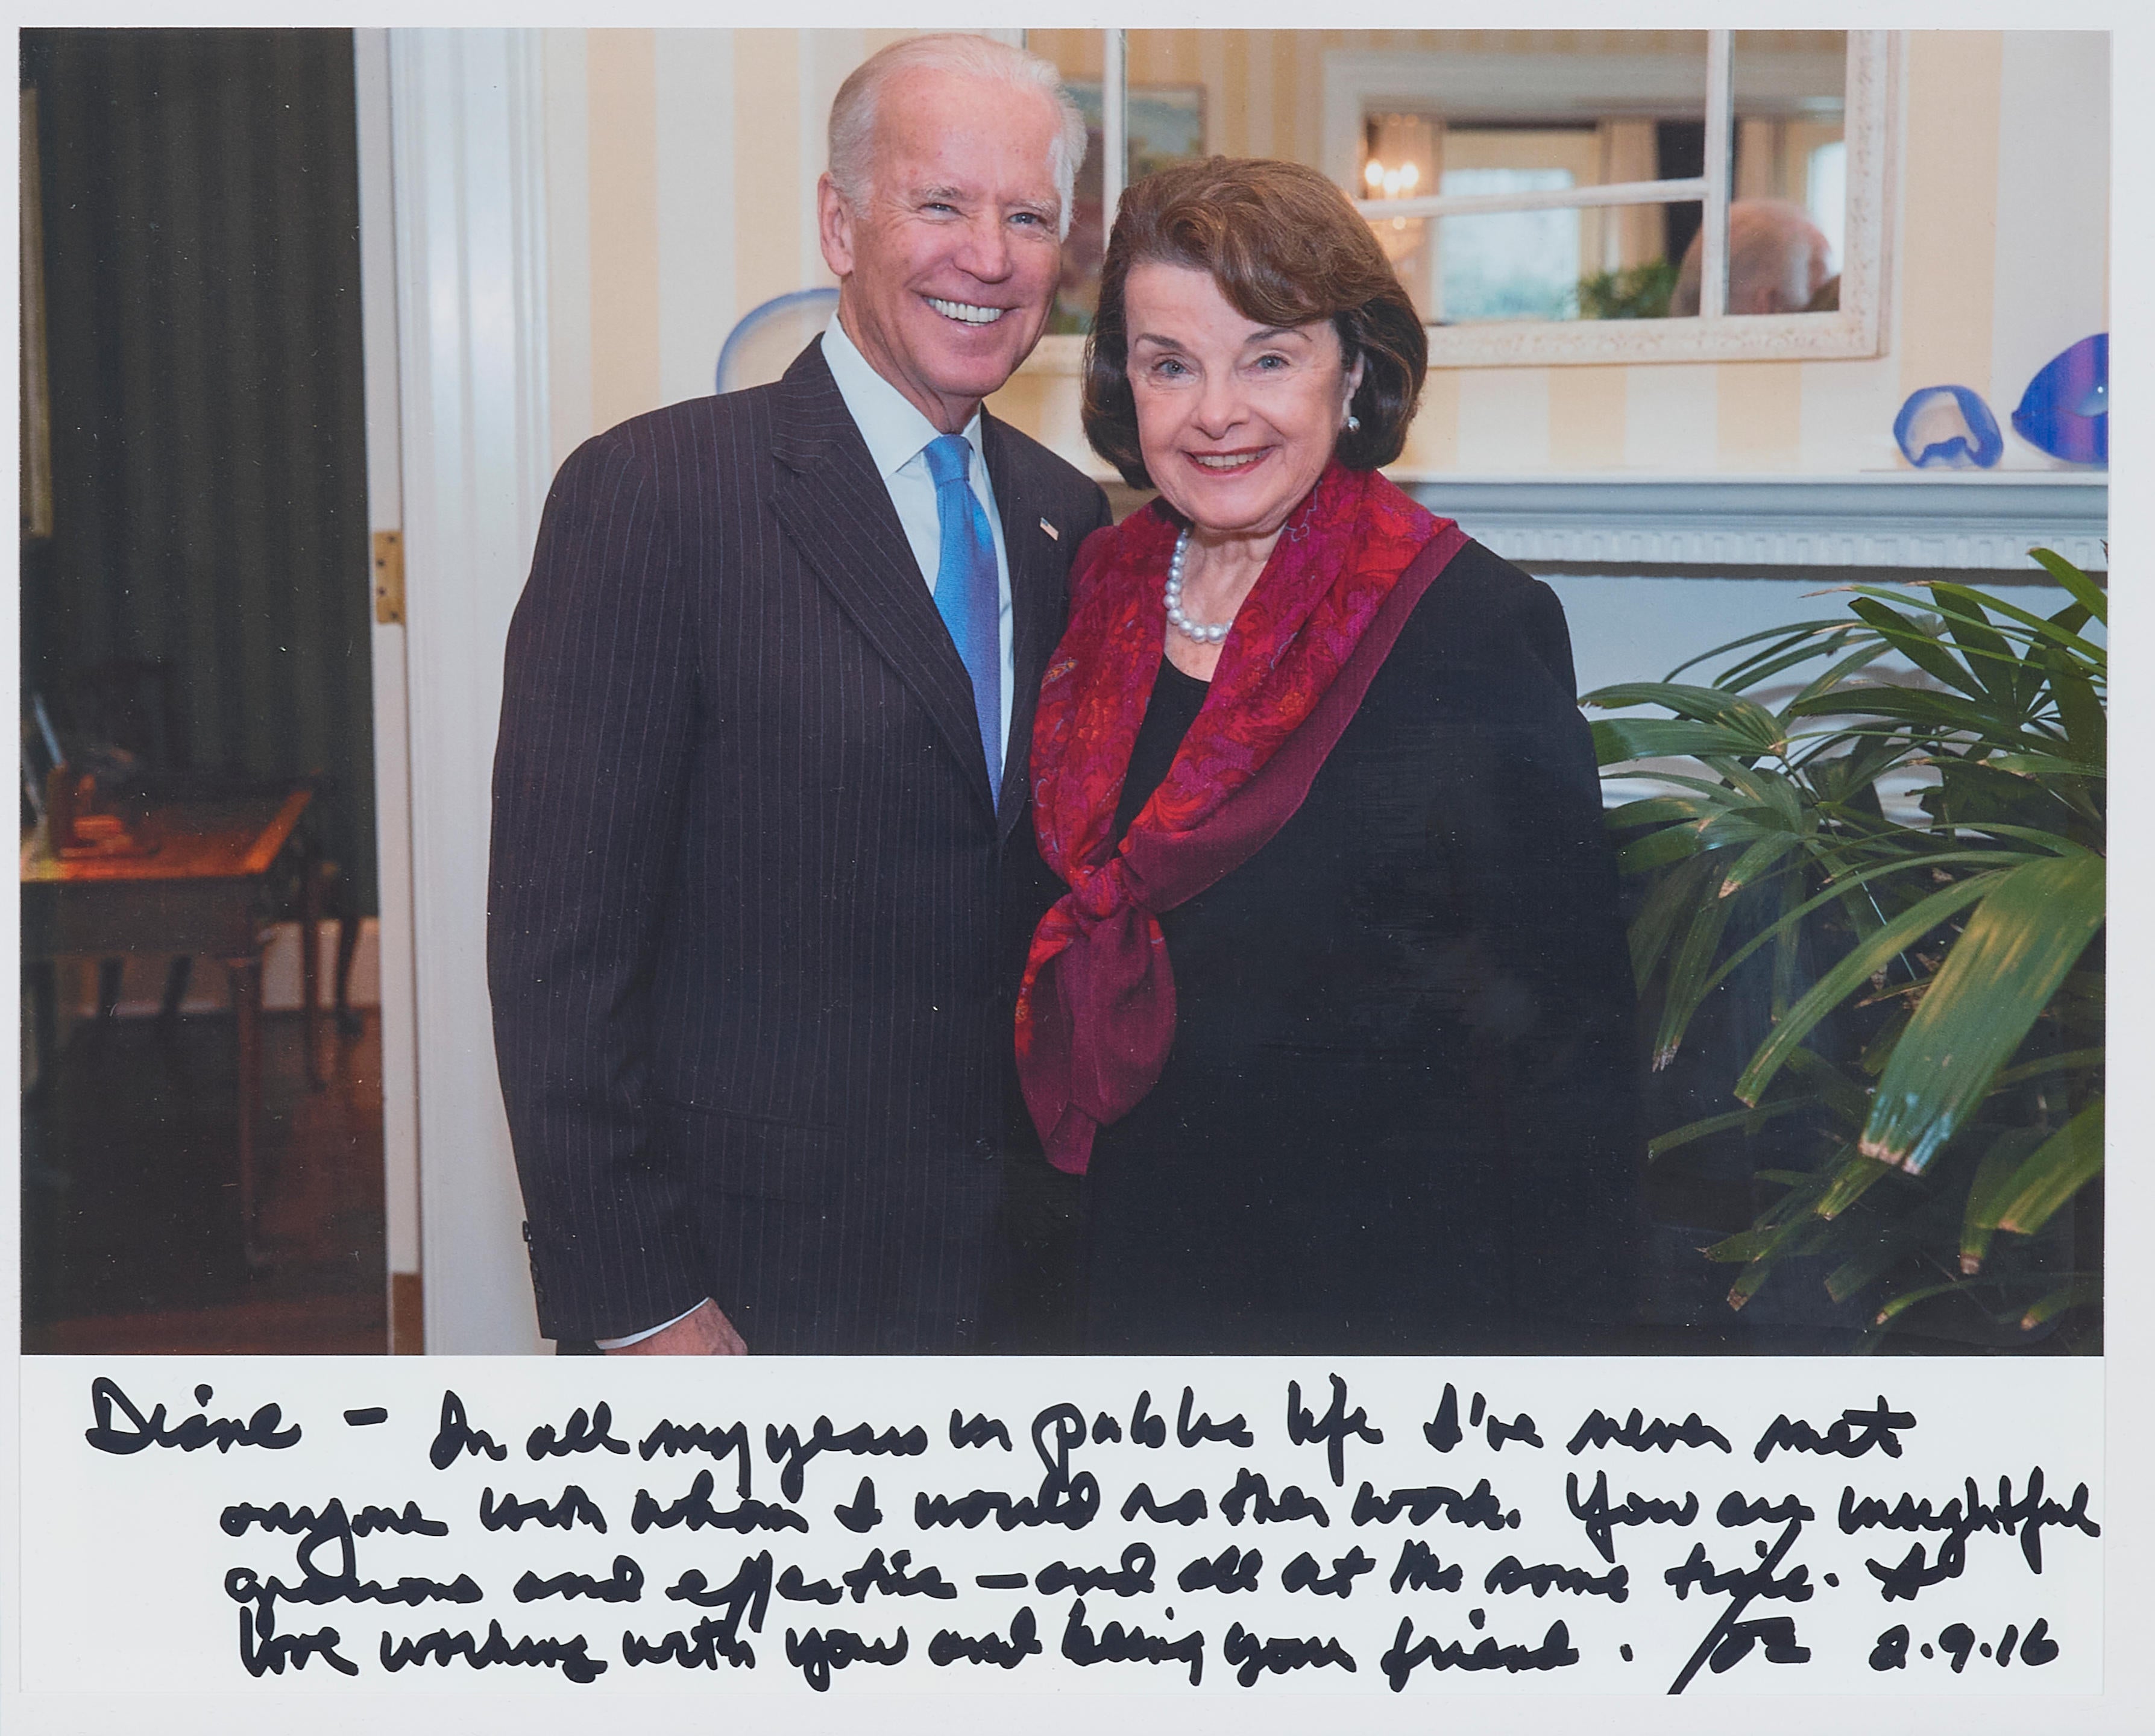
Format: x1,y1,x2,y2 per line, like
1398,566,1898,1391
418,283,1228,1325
1016,460,1467,1174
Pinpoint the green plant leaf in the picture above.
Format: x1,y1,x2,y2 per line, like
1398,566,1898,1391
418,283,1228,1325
1984,751,2106,782
1815,1147,1890,1219
1625,851,1717,991
1846,597,1989,699
1958,1125,2049,1274
2042,646,2107,767
1652,892,1737,1069
1661,618,1851,685
1617,822,1714,876
2027,548,2107,626
1581,682,1786,749
1931,585,2018,702
1591,717,1772,767
2020,1276,2101,1332
1920,582,2106,665
1873,1280,1968,1326
1785,684,2063,754
1608,796,1719,829
1992,1046,2105,1089
1647,1096,1819,1158
1733,873,2006,1108
1860,855,2105,1172
1994,1101,2105,1236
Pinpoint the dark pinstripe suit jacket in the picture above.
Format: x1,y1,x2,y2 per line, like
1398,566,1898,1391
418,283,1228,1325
488,339,1112,1351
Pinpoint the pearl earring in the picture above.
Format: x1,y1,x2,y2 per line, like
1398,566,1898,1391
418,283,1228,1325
1345,413,1361,433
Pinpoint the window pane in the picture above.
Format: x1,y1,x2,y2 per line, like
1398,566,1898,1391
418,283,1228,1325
1104,30,1711,326
1727,29,1848,314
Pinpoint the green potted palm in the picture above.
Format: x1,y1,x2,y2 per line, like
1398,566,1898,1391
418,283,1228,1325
1584,553,2104,1348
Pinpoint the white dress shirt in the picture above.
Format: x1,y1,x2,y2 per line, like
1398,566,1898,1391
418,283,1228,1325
593,314,1019,1353
819,312,1016,756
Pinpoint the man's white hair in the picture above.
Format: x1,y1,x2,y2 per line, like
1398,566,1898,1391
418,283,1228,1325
827,34,1088,239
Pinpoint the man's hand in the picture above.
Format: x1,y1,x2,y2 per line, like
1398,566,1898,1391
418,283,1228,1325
606,1300,747,1355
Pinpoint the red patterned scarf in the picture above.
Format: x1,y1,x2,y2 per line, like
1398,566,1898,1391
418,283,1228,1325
1016,460,1466,1174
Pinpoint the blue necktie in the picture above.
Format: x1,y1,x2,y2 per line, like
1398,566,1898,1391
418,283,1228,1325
923,433,1002,799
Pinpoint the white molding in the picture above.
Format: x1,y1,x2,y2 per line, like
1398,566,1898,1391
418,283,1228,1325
388,28,551,1354
353,28,423,1286
1403,473,2108,571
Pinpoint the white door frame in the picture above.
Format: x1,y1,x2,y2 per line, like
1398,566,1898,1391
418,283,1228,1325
382,27,555,1353
351,28,422,1342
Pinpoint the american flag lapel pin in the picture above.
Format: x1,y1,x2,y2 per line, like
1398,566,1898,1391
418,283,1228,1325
1040,518,1060,541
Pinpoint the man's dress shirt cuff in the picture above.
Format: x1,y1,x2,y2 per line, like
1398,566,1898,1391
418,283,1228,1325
593,1298,710,1351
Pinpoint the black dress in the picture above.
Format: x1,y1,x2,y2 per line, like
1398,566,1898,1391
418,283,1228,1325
1072,539,1643,1355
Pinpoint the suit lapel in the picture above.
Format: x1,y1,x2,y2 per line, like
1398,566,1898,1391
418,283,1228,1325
769,340,996,816
983,411,1067,841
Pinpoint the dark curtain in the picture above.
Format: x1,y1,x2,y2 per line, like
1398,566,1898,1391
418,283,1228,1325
21,28,376,911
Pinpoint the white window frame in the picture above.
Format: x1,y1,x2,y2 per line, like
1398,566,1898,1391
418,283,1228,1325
1025,28,1893,373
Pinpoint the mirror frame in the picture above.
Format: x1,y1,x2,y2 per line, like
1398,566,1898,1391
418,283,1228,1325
1018,29,1893,377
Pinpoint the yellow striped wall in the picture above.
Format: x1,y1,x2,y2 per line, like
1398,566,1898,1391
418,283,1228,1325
539,29,2109,480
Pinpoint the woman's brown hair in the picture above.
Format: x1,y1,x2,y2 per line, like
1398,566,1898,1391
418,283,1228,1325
1081,156,1427,489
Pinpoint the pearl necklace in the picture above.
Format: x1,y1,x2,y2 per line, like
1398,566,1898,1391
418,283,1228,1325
1163,528,1233,644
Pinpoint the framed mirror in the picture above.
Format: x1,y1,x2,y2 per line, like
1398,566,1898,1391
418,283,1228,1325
1021,29,1892,371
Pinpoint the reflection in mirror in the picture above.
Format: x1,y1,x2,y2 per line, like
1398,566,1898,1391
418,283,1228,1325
1671,30,1848,315
1028,30,1215,334
1344,30,1715,327
1022,29,1883,366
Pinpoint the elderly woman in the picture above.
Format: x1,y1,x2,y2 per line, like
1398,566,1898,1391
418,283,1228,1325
1015,158,1641,1354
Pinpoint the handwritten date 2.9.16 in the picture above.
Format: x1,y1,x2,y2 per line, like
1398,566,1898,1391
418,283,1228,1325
1870,1618,2059,1673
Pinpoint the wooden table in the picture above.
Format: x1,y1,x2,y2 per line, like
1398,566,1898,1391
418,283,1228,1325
22,787,317,1254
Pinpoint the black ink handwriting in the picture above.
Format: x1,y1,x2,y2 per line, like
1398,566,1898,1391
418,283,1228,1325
1036,1543,1156,1599
929,1607,1041,1669
481,1485,608,1534
1177,1544,1263,1594
429,1389,507,1467
951,1410,1012,1451
1353,1479,1517,1531
1484,1555,1629,1602
86,1378,300,1456
1389,1539,1463,1593
380,1619,605,1683
515,1555,643,1603
1567,1409,1732,1456
1753,1397,1915,1464
1664,1517,1812,1694
1222,1623,1356,1687
1379,1616,1578,1690
637,1417,751,1499
1221,1469,1329,1527
1565,1471,1698,1564
784,1624,908,1692
1060,1597,1204,1686
1281,1547,1376,1599
765,1417,928,1502
1121,1483,1207,1525
1288,1375,1383,1488
632,1470,807,1534
527,1402,630,1461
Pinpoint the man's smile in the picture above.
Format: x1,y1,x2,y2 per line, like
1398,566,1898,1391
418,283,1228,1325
926,295,1008,326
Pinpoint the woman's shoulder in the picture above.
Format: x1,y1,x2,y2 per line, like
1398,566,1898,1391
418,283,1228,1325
1069,499,1177,609
1392,533,1578,696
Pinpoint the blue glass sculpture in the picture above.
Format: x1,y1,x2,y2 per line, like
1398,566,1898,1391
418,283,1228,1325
1893,385,2003,470
2012,333,2106,466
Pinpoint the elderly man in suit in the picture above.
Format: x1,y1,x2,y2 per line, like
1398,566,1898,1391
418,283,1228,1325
489,34,1110,1355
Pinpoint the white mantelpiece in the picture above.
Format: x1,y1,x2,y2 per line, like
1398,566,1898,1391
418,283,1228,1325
1399,473,2108,572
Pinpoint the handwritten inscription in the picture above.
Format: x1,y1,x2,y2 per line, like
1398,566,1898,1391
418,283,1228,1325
61,1374,2104,1699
